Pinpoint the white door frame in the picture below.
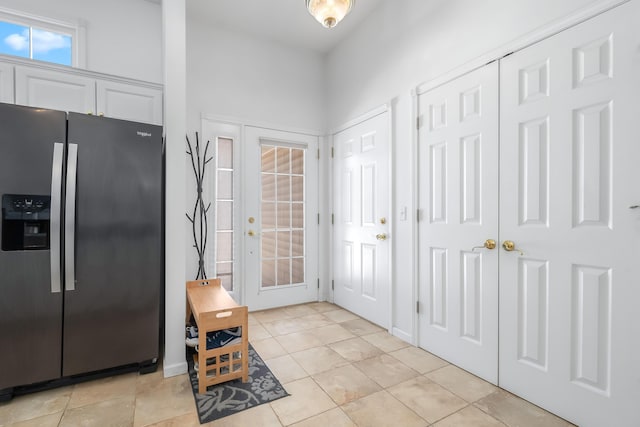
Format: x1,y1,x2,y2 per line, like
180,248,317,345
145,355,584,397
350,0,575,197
330,103,394,332
411,0,630,347
201,113,322,308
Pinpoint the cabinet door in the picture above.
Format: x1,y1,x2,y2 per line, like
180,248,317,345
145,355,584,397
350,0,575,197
0,63,14,103
15,66,95,113
96,80,162,125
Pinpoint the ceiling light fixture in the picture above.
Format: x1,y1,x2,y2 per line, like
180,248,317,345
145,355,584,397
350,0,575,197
306,0,354,29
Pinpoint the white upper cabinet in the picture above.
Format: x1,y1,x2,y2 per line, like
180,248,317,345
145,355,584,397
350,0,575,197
15,66,95,114
0,63,14,103
9,60,162,125
96,80,162,125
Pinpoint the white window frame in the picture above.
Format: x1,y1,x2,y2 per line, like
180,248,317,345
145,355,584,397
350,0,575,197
0,6,85,68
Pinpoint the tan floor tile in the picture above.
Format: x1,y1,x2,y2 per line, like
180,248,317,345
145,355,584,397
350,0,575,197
136,368,166,395
270,377,336,426
59,396,135,427
291,346,349,376
249,323,272,341
145,412,201,426
354,354,419,388
206,403,282,427
283,304,319,318
328,337,384,362
275,330,324,353
313,364,381,405
323,309,359,323
306,302,339,313
263,319,309,336
388,376,467,423
474,390,574,427
309,324,355,345
297,313,333,330
389,346,449,374
433,406,507,427
290,407,356,427
339,318,385,336
251,337,288,360
248,314,260,326
133,374,195,427
342,390,427,427
7,412,62,427
0,386,71,425
426,365,498,402
361,331,410,352
67,372,137,409
264,355,309,384
252,308,292,324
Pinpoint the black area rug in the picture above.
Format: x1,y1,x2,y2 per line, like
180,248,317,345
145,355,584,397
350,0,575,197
187,344,289,424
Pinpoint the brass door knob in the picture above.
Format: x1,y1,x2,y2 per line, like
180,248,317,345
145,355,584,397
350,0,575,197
472,239,496,251
502,240,524,256
247,230,255,237
376,233,387,241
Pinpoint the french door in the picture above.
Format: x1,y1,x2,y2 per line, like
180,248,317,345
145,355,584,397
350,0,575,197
243,126,319,311
418,2,640,425
332,111,391,328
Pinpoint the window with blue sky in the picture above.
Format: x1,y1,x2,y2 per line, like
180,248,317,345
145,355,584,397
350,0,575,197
0,19,72,66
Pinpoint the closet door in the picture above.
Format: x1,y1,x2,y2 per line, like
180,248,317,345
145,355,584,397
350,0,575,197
499,1,640,425
417,61,499,383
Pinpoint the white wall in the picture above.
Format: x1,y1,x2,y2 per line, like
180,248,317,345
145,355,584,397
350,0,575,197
186,13,326,133
325,0,599,341
0,0,162,83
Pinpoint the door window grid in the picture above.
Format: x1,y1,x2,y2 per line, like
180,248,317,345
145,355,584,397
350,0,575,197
261,145,305,288
215,137,234,291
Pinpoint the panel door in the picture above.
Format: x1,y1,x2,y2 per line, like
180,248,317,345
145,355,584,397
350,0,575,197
15,66,95,114
417,62,499,383
333,111,391,328
96,80,163,125
499,2,640,425
243,126,319,311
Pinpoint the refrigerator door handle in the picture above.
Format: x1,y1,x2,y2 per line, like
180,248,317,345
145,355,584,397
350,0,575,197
65,143,78,292
50,143,64,294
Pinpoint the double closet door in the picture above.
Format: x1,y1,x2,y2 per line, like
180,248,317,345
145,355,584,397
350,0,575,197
417,2,640,426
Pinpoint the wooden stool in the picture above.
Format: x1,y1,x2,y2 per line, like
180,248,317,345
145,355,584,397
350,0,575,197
186,279,249,393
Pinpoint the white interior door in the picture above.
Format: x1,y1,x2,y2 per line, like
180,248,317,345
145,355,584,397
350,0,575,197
417,61,499,383
243,126,319,311
499,2,640,426
333,111,390,328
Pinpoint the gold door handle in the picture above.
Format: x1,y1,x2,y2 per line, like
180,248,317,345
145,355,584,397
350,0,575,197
502,240,524,256
472,239,496,251
376,233,387,241
247,230,255,237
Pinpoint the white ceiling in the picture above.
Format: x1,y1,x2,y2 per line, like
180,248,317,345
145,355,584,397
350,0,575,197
186,0,385,53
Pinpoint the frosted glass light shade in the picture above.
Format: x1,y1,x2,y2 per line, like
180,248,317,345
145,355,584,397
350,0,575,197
306,0,354,28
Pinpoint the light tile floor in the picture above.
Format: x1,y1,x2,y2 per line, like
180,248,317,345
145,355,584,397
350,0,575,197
0,302,574,427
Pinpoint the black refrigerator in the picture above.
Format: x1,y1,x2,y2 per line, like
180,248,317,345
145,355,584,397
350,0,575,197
0,103,162,396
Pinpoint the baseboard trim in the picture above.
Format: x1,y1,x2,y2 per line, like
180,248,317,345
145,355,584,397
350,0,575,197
163,361,188,378
392,327,412,344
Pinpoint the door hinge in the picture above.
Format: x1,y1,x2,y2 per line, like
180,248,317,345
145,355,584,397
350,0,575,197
317,148,320,159
331,147,334,158
317,278,320,289
317,213,320,225
331,279,334,290
416,301,420,313
417,209,421,222
416,115,424,130
331,213,335,225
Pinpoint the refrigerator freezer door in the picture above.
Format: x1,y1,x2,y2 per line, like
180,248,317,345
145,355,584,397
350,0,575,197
0,103,65,389
63,113,162,376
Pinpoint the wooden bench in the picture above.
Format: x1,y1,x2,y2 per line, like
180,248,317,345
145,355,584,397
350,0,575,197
186,278,249,394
